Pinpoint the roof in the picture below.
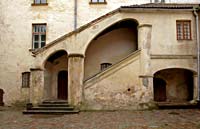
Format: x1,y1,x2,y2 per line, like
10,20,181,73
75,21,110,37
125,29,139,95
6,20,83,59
121,3,200,9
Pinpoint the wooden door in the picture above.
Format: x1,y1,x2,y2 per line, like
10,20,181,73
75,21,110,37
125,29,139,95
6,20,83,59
153,78,167,102
58,71,68,100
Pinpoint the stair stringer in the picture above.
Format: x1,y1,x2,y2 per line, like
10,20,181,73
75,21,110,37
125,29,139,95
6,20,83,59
83,50,152,110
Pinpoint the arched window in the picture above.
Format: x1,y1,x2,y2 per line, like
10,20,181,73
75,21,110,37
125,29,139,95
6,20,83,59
100,63,112,71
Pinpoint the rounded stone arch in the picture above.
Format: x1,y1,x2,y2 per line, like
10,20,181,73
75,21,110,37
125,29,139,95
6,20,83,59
43,49,69,100
41,49,68,69
153,67,195,102
152,67,197,76
83,18,140,55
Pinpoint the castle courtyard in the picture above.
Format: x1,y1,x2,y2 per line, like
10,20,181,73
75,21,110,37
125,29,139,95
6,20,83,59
0,108,200,129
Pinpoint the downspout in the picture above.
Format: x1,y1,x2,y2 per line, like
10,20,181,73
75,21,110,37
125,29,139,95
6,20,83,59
74,0,77,30
194,8,200,101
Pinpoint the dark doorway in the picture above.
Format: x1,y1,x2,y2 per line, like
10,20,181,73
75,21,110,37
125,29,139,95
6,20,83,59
0,89,4,106
153,78,167,102
58,71,68,100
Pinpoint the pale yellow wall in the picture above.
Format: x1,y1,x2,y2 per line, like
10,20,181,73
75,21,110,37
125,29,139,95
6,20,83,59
0,0,73,104
151,58,197,75
84,28,137,80
84,53,151,110
33,10,198,109
34,11,197,70
77,0,150,27
0,0,199,105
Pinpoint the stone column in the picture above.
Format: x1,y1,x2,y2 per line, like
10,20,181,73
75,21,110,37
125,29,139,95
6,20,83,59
138,24,153,100
138,24,152,76
68,54,84,106
139,75,154,101
30,68,44,105
193,74,198,100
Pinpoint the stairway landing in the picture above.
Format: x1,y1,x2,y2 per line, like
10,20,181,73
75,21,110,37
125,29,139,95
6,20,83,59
23,100,79,114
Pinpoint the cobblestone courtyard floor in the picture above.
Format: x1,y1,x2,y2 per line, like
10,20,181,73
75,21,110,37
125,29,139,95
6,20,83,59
0,107,200,129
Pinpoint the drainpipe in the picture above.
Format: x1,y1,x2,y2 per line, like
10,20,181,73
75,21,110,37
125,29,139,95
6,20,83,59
194,8,200,101
74,0,77,30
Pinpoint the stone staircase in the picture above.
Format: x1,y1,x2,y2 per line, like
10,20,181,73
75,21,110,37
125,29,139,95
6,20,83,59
23,100,79,114
156,101,200,109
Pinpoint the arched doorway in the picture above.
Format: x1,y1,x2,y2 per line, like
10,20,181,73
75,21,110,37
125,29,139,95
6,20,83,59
153,78,167,102
153,68,194,102
84,19,138,80
57,71,68,100
44,50,68,100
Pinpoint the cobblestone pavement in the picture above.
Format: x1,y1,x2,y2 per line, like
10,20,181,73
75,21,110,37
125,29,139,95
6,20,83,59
0,107,200,129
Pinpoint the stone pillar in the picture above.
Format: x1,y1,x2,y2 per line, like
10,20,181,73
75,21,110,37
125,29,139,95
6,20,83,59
138,24,153,100
138,24,152,76
193,74,198,100
139,75,154,101
68,54,84,106
30,68,44,105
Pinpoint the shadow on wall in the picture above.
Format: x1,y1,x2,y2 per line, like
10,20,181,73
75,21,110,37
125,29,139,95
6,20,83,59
84,19,139,80
0,88,4,106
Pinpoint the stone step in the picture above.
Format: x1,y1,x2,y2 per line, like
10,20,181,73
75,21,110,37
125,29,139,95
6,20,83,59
38,103,70,107
156,102,199,109
42,100,68,104
30,106,75,110
23,110,79,114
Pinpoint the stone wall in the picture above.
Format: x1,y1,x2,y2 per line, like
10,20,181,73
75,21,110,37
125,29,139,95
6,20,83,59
0,0,199,105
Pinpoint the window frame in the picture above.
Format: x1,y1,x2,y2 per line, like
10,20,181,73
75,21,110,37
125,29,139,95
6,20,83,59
100,63,112,71
32,0,48,6
90,0,107,4
176,20,192,40
32,23,47,49
22,72,30,88
154,0,165,3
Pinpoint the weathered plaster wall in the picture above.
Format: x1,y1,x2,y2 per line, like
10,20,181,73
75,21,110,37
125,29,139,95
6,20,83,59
84,53,153,110
0,0,199,105
84,28,137,80
0,0,74,104
35,11,196,69
77,0,149,27
151,58,197,75
77,0,200,27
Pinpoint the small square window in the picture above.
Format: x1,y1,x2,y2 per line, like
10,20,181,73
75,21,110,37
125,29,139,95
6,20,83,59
176,20,191,40
34,0,47,4
22,72,30,88
101,63,112,71
90,0,107,4
32,0,48,5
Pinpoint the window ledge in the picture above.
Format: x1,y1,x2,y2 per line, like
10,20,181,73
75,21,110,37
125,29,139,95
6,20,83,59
31,3,48,6
177,39,192,41
89,2,107,5
29,49,38,52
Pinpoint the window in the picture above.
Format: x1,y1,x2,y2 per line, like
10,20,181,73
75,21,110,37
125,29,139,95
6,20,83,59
34,0,47,4
101,63,112,71
22,72,30,88
90,0,106,4
154,0,165,3
176,20,191,40
32,24,46,49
